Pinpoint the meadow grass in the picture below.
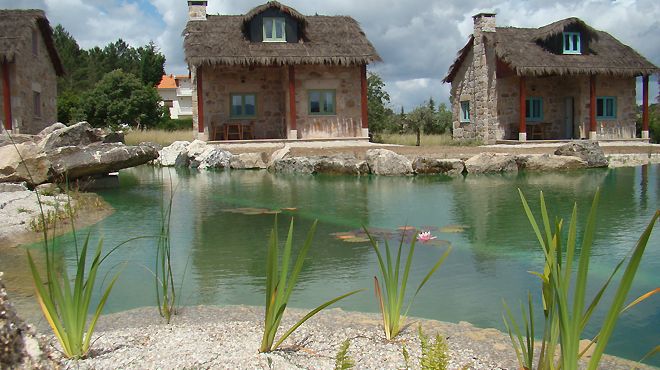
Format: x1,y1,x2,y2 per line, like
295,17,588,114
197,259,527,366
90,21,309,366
378,133,482,147
125,129,194,146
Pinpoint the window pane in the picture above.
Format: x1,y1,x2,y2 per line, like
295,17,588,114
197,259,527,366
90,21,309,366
244,95,256,116
572,34,579,51
596,99,604,117
564,34,570,50
264,19,273,39
533,100,541,118
324,92,334,113
231,95,243,116
310,92,321,113
606,99,614,117
525,100,531,118
275,19,285,39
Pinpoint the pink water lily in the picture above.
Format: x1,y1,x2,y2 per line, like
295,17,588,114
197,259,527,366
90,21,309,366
416,231,437,243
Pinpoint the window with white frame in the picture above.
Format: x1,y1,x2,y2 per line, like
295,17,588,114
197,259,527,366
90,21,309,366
562,32,580,54
263,17,286,42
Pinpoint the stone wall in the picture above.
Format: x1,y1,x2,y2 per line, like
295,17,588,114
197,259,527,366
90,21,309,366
0,21,57,134
192,64,364,140
293,65,363,139
450,14,502,142
497,75,637,140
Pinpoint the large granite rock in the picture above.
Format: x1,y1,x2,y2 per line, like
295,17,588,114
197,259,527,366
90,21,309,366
314,155,369,175
366,149,413,176
1,273,55,369
554,141,608,168
0,134,35,148
268,146,291,168
157,141,190,167
413,157,465,176
38,122,102,151
230,152,267,169
516,154,588,171
198,148,232,170
36,122,66,138
464,153,518,174
0,143,51,186
271,157,317,174
49,143,158,179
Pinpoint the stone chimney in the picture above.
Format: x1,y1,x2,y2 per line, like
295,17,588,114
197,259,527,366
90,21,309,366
188,1,207,21
472,13,496,39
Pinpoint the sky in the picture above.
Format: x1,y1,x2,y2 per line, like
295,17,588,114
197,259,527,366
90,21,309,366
2,0,659,111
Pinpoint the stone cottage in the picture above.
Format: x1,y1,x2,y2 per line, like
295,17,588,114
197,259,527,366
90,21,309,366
443,14,658,142
183,1,380,141
0,9,63,134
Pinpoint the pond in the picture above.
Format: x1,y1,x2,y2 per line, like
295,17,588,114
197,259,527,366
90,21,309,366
3,164,659,365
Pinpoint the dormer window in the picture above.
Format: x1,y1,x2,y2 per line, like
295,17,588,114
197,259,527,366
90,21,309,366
263,17,286,42
562,32,580,54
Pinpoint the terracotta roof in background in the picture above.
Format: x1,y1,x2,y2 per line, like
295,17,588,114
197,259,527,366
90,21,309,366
157,74,177,89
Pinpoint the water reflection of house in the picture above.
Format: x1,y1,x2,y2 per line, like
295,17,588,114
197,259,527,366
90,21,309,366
443,14,658,142
182,1,380,141
156,74,193,119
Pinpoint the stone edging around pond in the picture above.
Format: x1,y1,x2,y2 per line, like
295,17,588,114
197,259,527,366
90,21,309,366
155,140,660,176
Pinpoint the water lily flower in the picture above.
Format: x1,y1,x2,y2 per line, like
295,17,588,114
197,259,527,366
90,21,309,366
416,231,437,243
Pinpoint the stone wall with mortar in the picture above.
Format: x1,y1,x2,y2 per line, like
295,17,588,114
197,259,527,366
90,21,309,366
293,65,363,139
0,21,58,134
450,15,502,142
497,75,637,140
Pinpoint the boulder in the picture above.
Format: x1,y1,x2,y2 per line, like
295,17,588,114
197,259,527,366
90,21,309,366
186,140,211,168
268,146,291,167
230,152,268,169
102,131,125,144
198,148,232,170
413,157,465,176
365,149,413,176
516,154,588,171
0,142,51,186
0,272,55,369
0,134,34,148
314,155,369,175
0,183,28,192
464,153,517,174
49,142,158,180
554,141,608,168
138,141,163,152
271,157,317,174
36,122,66,137
38,122,102,151
157,141,190,167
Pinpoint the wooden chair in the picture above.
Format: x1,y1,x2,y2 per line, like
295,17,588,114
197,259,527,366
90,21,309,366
225,123,242,140
527,122,545,140
241,122,255,140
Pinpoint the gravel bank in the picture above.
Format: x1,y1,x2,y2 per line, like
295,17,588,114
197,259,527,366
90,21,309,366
55,305,648,369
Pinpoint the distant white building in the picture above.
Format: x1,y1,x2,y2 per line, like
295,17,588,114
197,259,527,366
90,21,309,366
157,74,193,119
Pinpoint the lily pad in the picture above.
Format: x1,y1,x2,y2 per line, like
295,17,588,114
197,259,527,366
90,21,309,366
342,236,371,243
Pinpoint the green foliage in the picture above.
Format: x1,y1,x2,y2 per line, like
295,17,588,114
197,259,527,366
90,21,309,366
503,190,659,370
53,24,166,124
636,102,659,143
157,118,194,131
334,339,355,370
365,228,451,340
155,178,177,323
418,326,449,370
82,70,164,128
260,217,362,352
367,72,395,134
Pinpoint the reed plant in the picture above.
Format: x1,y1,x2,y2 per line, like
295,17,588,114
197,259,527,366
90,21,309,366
155,176,177,323
503,189,659,370
260,217,362,352
365,229,451,340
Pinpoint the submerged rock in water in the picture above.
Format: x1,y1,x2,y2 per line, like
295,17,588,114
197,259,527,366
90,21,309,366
554,141,608,168
0,273,55,369
314,154,369,175
413,157,464,176
464,153,517,174
516,154,588,171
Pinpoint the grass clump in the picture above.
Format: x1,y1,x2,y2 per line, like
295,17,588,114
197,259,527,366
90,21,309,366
503,189,659,370
334,339,355,370
401,327,449,370
260,217,363,352
125,129,194,146
365,228,451,340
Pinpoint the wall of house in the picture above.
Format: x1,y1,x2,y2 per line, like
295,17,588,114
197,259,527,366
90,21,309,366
294,64,363,139
450,15,502,142
496,75,636,139
0,22,57,134
199,65,287,140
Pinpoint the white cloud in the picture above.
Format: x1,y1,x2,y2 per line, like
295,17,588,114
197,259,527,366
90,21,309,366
0,0,657,110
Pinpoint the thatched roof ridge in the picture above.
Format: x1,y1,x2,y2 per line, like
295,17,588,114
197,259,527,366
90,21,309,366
0,9,64,76
184,13,380,67
443,17,657,81
442,35,473,83
242,1,306,25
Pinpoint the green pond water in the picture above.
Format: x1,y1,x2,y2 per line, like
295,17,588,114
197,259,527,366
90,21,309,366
3,164,659,365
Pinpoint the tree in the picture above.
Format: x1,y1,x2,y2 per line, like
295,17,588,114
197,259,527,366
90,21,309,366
367,72,392,133
82,70,164,128
138,42,166,86
406,105,435,146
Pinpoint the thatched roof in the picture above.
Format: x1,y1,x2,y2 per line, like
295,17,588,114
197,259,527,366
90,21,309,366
0,9,64,76
242,1,306,27
443,17,657,82
183,3,380,67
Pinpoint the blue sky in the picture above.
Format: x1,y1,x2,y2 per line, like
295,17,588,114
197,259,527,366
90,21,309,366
2,0,659,111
